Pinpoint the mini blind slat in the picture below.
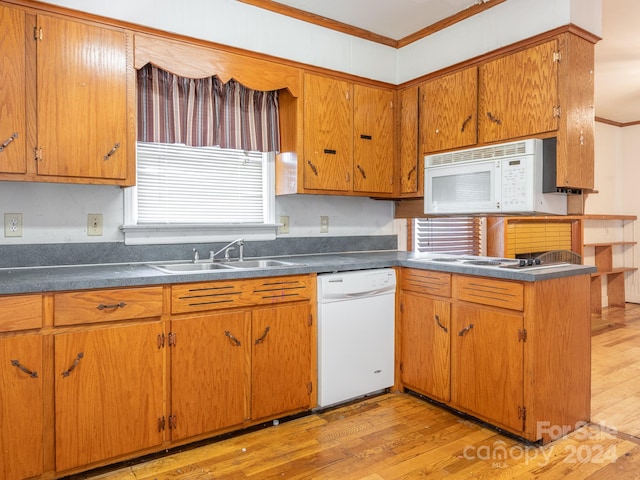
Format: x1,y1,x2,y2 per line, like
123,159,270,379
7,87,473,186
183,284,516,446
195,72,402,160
414,217,482,254
136,142,265,224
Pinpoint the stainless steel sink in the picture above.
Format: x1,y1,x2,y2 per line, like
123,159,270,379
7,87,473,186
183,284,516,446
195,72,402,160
149,262,235,273
222,259,297,269
148,259,299,273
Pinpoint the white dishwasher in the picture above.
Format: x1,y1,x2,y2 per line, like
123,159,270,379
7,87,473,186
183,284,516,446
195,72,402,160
317,268,396,408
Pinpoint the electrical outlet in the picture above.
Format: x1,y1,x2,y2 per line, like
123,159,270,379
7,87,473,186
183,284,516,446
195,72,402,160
4,213,22,237
87,213,103,236
320,215,329,233
279,215,290,234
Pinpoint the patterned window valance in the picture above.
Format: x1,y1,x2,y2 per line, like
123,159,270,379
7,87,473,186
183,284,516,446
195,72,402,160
136,63,280,152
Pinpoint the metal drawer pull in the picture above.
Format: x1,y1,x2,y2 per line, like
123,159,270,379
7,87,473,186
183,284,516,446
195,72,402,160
97,301,127,310
360,134,372,140
61,352,84,377
224,330,242,347
103,142,120,160
11,359,38,378
435,315,448,333
458,323,474,336
0,132,18,152
324,149,337,155
255,326,271,345
461,114,473,132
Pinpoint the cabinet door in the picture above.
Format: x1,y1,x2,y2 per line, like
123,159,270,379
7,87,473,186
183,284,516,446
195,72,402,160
479,41,558,144
421,67,478,153
170,311,249,440
400,292,450,402
251,302,312,420
36,15,130,180
0,5,27,174
353,84,394,194
55,322,164,472
398,86,420,195
0,335,43,480
451,304,524,432
303,73,352,192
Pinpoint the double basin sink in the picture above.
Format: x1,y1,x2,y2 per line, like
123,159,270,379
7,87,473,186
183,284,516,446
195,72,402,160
149,259,299,274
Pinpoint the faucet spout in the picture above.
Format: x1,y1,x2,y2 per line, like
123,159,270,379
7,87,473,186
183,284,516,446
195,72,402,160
209,238,245,262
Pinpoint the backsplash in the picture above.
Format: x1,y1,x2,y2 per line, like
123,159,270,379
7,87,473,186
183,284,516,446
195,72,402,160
0,236,398,268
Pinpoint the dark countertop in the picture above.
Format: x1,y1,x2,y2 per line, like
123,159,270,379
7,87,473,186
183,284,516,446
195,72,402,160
0,251,596,295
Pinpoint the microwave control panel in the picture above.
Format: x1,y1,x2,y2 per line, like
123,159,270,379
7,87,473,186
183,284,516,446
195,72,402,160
501,156,534,211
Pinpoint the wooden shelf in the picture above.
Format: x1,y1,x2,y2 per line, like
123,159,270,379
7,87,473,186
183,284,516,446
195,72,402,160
591,266,638,277
584,241,637,247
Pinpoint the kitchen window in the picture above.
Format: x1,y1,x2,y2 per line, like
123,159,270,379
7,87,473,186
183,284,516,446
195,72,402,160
413,217,483,254
122,64,280,245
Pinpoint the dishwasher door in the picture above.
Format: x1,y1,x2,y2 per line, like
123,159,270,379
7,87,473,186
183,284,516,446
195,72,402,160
317,269,396,408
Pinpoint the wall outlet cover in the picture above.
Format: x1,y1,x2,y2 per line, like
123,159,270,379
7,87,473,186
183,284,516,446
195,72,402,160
4,213,23,237
320,215,329,233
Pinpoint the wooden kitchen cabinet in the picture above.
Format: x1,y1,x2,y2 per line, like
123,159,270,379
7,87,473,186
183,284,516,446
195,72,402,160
0,334,44,480
397,85,421,196
170,310,250,441
302,72,394,196
0,4,27,174
479,40,558,145
54,322,165,472
35,14,134,183
251,302,313,419
420,66,478,154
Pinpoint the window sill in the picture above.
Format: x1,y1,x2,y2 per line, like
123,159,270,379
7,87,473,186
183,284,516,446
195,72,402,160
121,223,278,245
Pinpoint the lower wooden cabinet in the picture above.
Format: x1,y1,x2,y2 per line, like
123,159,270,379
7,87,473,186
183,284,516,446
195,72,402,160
54,322,165,472
0,334,44,480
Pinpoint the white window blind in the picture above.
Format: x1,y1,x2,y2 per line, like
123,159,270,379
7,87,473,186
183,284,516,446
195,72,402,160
136,142,267,224
414,217,482,255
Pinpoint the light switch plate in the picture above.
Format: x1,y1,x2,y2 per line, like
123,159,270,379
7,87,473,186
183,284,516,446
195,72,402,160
279,216,290,234
87,214,103,236
4,213,22,237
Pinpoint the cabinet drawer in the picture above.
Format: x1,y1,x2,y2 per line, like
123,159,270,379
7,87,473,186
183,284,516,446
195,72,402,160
454,275,523,311
0,294,43,332
245,275,314,305
54,286,163,326
401,269,451,297
171,280,246,314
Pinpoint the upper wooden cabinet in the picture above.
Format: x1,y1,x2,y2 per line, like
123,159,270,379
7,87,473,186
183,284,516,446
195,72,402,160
280,72,395,196
35,14,134,183
397,86,421,197
478,41,558,144
416,33,594,191
421,66,478,154
0,6,135,185
0,4,27,175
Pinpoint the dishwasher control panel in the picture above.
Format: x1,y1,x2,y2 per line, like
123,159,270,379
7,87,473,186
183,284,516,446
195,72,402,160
318,268,396,300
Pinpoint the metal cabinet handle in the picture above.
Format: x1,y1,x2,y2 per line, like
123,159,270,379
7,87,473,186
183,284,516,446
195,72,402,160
486,112,502,125
461,114,473,132
307,160,318,176
357,164,367,179
458,324,474,336
61,352,84,377
11,359,38,378
103,142,120,160
406,165,417,181
435,315,448,333
255,326,271,345
0,132,18,152
225,330,242,347
97,302,127,310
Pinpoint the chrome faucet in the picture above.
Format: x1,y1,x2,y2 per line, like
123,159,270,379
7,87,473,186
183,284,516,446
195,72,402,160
209,238,244,262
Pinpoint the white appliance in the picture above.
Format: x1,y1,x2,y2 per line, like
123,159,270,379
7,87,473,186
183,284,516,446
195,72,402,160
317,269,396,408
424,138,567,215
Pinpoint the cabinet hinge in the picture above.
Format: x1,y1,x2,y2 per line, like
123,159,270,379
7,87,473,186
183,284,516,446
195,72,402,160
400,302,404,314
553,106,561,118
553,51,561,62
518,406,527,422
307,382,313,394
518,329,527,342
308,313,313,327
168,332,177,347
34,147,43,162
399,361,404,374
168,415,177,429
158,416,165,432
157,333,165,349
33,27,43,41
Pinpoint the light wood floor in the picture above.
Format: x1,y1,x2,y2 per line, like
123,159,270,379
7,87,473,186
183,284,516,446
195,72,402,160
70,306,640,480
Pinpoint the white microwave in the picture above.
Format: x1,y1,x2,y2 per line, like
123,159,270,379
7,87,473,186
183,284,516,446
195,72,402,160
424,139,567,215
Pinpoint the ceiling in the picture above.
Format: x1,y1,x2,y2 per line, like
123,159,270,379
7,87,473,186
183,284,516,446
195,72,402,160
246,0,639,125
